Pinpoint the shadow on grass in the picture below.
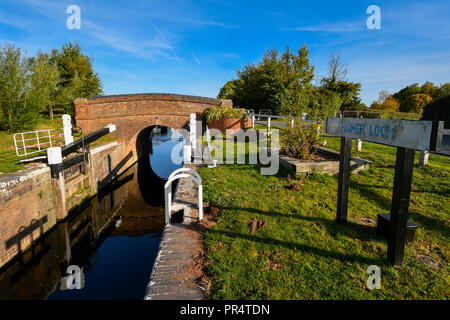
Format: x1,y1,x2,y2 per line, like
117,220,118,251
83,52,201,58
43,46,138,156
409,210,450,236
206,228,384,266
350,181,392,211
220,206,382,243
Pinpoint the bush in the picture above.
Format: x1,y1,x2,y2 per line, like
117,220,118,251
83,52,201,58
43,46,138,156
422,95,450,129
281,124,319,160
204,106,247,122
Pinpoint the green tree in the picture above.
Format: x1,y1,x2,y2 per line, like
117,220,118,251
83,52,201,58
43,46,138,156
0,44,40,132
217,80,238,100
51,43,102,114
320,54,362,110
308,88,343,120
421,81,439,99
224,45,315,116
438,83,450,98
393,83,422,112
28,52,60,119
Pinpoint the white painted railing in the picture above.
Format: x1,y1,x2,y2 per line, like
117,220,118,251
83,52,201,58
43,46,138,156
164,168,203,224
13,114,74,158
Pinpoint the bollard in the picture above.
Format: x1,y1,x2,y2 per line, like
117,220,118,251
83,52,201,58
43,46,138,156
356,139,362,152
419,151,429,166
62,114,74,145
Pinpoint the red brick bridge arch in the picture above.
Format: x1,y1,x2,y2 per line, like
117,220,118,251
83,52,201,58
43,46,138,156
75,93,232,163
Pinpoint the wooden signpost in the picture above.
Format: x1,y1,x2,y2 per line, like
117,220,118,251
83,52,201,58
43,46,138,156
325,117,434,265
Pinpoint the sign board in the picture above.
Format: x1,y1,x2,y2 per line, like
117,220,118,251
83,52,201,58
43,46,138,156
326,118,433,151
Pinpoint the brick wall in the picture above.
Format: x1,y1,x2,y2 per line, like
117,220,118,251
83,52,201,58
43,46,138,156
0,141,126,269
0,166,59,268
75,94,232,164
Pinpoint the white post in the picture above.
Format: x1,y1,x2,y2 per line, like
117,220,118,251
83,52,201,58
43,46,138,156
290,118,294,128
183,145,192,163
165,183,172,224
62,114,74,145
419,151,429,166
198,184,203,220
356,139,362,152
252,115,255,129
189,113,196,151
267,116,271,136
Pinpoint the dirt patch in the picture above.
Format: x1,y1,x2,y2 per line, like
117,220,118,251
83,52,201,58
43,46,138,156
171,204,220,297
416,254,440,269
354,216,377,226
248,219,268,234
287,183,302,191
262,250,282,270
205,203,221,217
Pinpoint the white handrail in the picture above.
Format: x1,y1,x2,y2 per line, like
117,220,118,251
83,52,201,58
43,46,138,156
167,167,201,182
164,168,203,224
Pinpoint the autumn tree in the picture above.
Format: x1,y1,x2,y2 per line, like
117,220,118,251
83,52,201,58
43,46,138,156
405,93,433,113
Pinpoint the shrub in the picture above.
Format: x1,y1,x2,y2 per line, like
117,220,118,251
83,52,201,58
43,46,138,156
281,124,319,160
205,106,247,123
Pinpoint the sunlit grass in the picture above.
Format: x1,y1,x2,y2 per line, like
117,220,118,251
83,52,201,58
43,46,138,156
199,136,449,299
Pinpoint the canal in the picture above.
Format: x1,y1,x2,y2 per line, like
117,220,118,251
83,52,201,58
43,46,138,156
0,127,183,300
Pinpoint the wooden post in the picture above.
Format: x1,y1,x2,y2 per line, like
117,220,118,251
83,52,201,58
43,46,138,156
337,137,352,223
387,147,415,265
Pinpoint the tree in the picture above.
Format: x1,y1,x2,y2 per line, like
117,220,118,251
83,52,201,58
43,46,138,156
308,88,343,120
217,80,238,100
0,44,41,132
393,83,422,112
377,90,390,104
405,93,433,113
421,81,439,99
28,52,59,119
320,54,362,110
224,46,315,117
438,83,450,98
372,95,400,112
51,42,102,114
325,53,347,84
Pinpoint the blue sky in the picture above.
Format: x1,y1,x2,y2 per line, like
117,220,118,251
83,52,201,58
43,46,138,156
1,0,449,105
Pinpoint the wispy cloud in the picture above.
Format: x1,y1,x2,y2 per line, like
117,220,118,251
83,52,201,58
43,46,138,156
288,21,363,33
191,53,201,65
83,20,179,61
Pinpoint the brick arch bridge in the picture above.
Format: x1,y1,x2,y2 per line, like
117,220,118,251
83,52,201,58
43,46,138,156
75,93,232,163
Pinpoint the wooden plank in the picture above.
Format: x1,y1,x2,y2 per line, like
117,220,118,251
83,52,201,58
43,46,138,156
326,117,433,151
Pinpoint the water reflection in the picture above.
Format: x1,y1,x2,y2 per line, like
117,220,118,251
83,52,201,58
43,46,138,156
0,126,183,300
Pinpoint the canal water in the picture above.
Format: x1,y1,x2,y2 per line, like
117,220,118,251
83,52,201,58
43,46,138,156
0,127,183,300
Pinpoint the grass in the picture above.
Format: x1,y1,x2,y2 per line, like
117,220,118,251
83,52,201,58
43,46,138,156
0,118,116,176
198,134,449,299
